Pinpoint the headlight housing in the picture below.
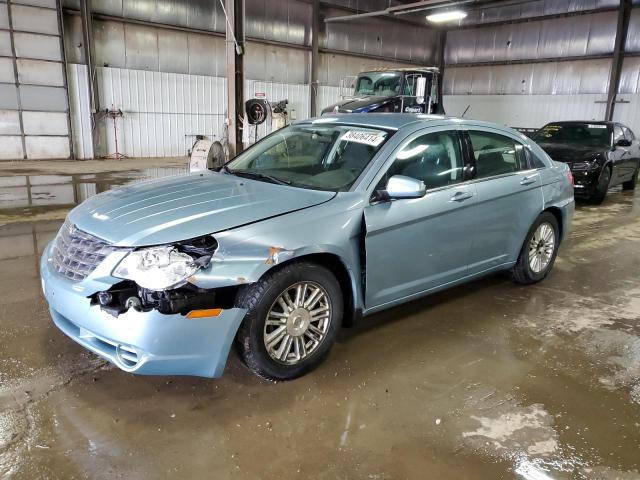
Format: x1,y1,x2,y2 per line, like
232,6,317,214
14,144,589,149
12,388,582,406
113,246,200,291
571,159,598,171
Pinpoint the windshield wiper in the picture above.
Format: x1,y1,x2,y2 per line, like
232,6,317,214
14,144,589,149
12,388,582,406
228,169,292,186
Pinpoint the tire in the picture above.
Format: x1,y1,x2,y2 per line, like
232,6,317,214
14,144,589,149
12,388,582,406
590,166,610,204
511,212,560,285
235,261,343,381
622,166,638,191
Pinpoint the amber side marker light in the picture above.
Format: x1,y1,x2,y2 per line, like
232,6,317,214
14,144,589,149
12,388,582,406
186,308,223,319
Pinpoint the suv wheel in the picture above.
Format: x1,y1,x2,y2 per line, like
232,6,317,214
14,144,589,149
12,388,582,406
511,212,560,285
236,261,342,380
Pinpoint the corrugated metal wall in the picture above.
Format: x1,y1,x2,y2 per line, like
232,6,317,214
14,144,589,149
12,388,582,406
445,11,618,65
60,0,431,159
0,0,72,160
442,3,640,133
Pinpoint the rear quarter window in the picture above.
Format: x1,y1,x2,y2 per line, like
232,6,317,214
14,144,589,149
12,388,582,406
525,148,547,169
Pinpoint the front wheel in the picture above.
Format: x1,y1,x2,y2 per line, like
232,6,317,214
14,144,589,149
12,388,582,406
511,212,560,285
235,261,342,380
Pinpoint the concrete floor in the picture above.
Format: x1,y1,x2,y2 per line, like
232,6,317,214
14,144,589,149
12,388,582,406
1,159,639,479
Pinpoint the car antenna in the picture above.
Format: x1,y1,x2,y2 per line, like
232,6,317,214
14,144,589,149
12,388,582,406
461,105,471,118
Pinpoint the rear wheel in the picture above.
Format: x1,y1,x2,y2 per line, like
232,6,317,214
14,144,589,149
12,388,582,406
511,212,560,285
236,261,342,380
622,166,638,191
590,166,610,204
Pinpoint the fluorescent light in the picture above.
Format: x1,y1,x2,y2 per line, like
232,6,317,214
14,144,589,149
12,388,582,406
426,10,467,23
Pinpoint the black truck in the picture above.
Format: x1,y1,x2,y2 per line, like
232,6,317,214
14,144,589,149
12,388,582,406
321,67,443,115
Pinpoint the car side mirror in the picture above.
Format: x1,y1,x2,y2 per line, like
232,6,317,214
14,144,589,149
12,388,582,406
615,138,632,148
383,175,426,200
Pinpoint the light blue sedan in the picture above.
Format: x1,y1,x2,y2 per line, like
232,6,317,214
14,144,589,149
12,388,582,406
41,114,574,380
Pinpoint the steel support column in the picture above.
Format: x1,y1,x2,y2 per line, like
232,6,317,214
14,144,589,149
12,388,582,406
605,0,632,122
310,0,320,117
436,29,446,112
225,0,244,158
79,0,100,158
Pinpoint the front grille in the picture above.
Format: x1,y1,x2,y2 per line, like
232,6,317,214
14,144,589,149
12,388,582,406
52,221,116,282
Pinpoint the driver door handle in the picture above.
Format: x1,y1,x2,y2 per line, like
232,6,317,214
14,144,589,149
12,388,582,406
450,191,474,202
520,175,537,186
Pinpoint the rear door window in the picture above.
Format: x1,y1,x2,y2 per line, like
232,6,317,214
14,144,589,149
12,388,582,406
468,131,524,178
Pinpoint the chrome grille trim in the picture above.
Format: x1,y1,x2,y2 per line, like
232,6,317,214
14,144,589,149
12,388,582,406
52,221,116,282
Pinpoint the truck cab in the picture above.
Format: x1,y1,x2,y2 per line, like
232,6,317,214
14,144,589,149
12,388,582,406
321,67,442,115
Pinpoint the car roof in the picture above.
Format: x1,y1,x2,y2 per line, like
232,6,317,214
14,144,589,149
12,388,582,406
543,120,613,126
295,113,519,133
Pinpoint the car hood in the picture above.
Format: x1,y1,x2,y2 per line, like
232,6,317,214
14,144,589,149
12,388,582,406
322,96,392,114
68,171,335,247
536,142,604,163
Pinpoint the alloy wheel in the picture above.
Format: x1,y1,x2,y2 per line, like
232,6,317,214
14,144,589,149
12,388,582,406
263,281,332,365
528,222,555,273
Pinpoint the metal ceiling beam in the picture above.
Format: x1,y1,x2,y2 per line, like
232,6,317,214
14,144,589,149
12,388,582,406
447,53,616,68
225,0,244,158
64,8,311,52
324,0,473,23
606,0,632,121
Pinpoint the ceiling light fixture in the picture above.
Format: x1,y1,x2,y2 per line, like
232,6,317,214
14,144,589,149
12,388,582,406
426,10,467,23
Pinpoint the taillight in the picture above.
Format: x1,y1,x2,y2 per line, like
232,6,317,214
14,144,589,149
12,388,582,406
566,169,574,186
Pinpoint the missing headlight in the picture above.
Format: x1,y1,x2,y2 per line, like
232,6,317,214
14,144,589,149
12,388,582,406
91,281,239,317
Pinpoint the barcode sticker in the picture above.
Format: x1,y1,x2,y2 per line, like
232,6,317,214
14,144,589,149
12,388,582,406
341,130,386,146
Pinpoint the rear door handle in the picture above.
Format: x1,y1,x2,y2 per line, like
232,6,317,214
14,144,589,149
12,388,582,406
520,175,537,186
450,191,474,202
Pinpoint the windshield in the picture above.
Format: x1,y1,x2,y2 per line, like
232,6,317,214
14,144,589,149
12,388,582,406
532,123,612,149
354,72,402,96
225,124,390,191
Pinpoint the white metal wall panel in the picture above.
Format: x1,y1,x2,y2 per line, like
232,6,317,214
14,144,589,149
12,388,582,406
66,63,93,159
0,110,21,134
0,136,24,159
16,58,65,86
13,32,62,60
0,57,14,83
14,0,58,7
0,31,11,56
2,0,71,160
442,94,607,129
88,66,313,157
22,111,68,135
11,4,58,35
97,66,227,158
25,135,70,159
19,85,67,110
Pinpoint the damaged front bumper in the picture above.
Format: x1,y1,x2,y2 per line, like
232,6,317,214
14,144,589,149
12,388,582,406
40,242,247,378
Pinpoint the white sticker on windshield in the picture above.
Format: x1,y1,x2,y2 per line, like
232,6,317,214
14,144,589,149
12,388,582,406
341,130,386,146
587,124,607,129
